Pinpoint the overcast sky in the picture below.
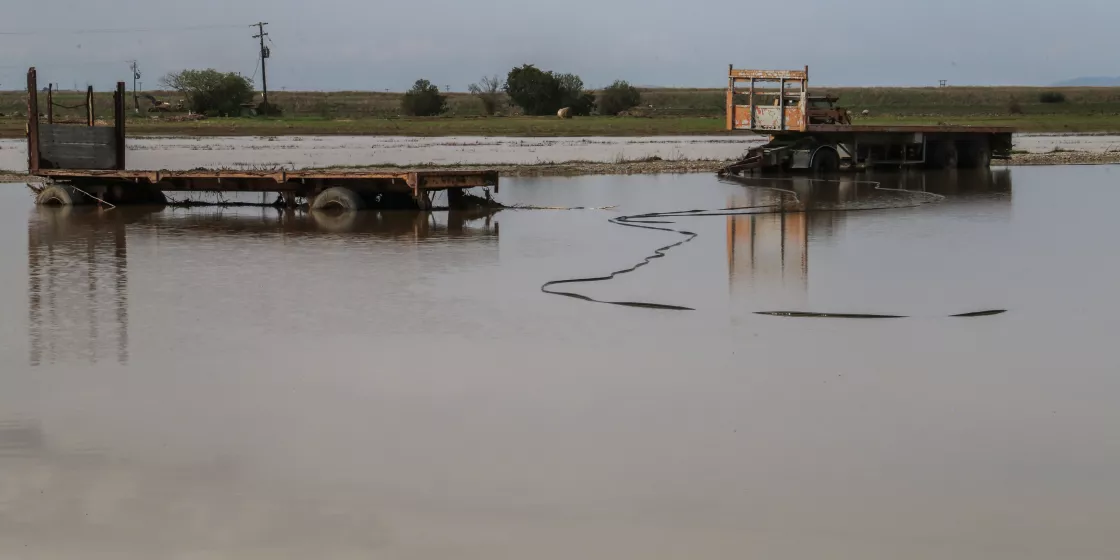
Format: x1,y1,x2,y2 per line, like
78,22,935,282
1,0,1116,91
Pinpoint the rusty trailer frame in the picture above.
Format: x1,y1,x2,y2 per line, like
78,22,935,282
24,67,498,209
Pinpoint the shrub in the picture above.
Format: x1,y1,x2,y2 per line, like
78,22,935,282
597,80,642,115
1008,98,1024,115
256,101,283,116
1039,91,1067,104
401,79,447,116
555,73,595,116
468,75,503,116
504,65,595,116
160,69,254,116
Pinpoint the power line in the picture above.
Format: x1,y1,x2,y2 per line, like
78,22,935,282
0,61,129,70
0,24,248,36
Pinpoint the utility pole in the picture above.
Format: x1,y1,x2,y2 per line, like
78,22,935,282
129,60,141,113
252,22,270,107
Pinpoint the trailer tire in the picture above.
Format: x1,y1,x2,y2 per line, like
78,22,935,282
959,141,991,169
35,184,89,206
310,187,365,212
930,142,959,169
811,148,840,174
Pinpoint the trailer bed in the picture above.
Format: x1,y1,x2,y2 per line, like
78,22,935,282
33,168,500,192
805,124,1015,134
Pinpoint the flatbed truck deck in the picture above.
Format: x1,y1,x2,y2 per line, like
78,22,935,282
722,66,1014,174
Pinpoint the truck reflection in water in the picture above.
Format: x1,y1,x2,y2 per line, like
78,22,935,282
726,170,1011,309
27,205,499,367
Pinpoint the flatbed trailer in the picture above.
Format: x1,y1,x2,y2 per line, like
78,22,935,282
721,66,1014,174
22,68,498,209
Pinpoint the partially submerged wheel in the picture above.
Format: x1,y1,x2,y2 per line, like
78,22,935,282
958,141,991,169
35,184,89,206
929,141,959,169
310,186,365,212
811,148,840,174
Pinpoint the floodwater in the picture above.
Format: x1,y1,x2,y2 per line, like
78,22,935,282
1,133,1117,171
1,165,1119,560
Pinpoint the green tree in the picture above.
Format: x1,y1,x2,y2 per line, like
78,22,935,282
554,73,595,116
401,79,447,116
160,69,254,116
505,65,561,115
597,80,642,115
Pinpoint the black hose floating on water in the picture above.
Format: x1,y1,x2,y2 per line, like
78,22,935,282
540,176,1008,319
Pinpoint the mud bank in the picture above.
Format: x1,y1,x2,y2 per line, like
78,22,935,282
5,151,1118,184
4,133,1120,173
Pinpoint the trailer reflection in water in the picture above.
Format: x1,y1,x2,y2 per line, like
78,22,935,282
27,206,131,367
725,169,1012,311
26,205,499,367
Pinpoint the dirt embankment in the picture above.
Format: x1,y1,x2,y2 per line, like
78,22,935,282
1006,151,1120,165
4,152,1119,184
0,173,34,183
333,151,1120,176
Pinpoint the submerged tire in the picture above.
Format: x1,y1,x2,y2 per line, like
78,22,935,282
811,148,840,174
310,187,365,212
958,141,991,169
929,141,959,169
108,184,167,206
35,184,89,206
143,187,168,205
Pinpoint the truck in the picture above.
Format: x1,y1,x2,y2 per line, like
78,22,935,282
720,66,1014,175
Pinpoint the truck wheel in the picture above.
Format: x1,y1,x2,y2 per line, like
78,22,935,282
811,148,840,174
35,184,89,206
310,186,365,212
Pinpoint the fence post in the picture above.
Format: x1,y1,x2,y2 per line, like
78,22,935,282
86,86,94,126
46,83,53,124
114,82,126,170
27,68,40,174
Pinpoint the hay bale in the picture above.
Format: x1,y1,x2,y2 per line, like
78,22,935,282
557,107,571,119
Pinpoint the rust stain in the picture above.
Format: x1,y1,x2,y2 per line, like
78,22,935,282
730,69,808,80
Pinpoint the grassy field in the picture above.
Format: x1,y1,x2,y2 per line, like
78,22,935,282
4,85,1120,137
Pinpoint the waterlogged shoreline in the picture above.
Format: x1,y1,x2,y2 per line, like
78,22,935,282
4,150,1119,184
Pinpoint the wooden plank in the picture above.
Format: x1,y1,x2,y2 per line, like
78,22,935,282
41,144,117,169
39,124,118,169
40,124,117,144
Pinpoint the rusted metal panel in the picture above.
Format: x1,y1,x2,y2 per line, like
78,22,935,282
725,87,734,131
753,106,784,130
784,106,806,132
730,69,808,80
413,171,499,190
39,124,118,169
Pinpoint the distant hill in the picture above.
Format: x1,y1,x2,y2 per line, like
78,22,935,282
1053,77,1120,87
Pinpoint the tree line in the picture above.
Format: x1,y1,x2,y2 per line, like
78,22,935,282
404,64,642,117
159,64,643,118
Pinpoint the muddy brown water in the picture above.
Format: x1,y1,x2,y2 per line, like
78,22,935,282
1,166,1118,559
